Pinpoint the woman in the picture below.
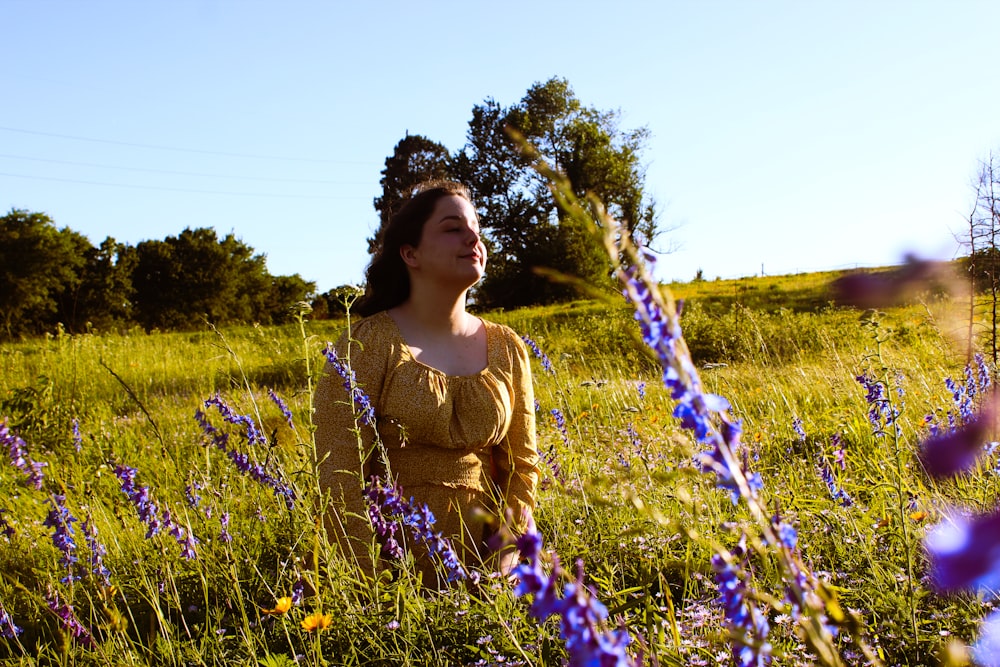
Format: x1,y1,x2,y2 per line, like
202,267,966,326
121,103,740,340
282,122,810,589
313,181,539,586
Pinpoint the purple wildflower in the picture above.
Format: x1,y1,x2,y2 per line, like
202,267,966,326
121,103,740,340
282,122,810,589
113,464,162,538
712,538,772,667
635,381,646,401
81,516,111,586
0,509,14,539
0,602,21,639
219,512,233,544
291,577,305,605
855,372,900,437
71,418,82,453
791,417,806,442
919,402,996,479
43,494,79,583
925,507,1000,593
550,409,571,448
184,481,202,509
818,460,853,507
45,588,94,648
203,395,267,446
521,335,555,374
321,345,375,426
363,476,472,583
267,388,296,429
1,419,47,490
830,433,846,470
511,517,636,666
195,409,296,510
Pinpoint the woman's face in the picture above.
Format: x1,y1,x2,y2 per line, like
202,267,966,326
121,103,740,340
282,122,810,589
401,194,486,287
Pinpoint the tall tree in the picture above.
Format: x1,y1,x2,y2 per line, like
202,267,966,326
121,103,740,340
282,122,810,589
370,133,451,255
452,77,657,308
59,236,136,332
0,209,89,338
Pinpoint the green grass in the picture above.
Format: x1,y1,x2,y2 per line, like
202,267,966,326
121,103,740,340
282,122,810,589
0,271,995,666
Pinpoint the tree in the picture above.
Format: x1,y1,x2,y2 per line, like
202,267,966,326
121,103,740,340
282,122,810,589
58,236,136,333
961,152,1000,366
260,274,317,324
0,209,89,338
449,77,657,308
370,134,451,255
132,228,271,330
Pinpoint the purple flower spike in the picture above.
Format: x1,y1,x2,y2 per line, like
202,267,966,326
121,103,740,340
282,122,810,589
521,335,555,374
2,420,47,490
267,389,296,429
919,399,996,479
321,345,376,426
925,508,1000,593
0,602,21,639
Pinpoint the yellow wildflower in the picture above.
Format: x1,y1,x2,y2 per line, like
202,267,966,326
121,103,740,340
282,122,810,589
301,611,333,632
262,597,293,616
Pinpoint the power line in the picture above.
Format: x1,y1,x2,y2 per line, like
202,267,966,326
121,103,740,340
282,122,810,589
0,125,379,165
0,171,370,200
0,153,369,185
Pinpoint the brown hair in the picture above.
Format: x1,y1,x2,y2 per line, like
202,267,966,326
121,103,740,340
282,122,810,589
355,181,474,317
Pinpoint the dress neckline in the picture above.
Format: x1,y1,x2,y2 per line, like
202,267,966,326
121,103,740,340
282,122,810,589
379,311,492,379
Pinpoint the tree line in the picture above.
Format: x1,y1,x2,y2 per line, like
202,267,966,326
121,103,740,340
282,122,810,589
3,77,660,337
0,208,318,338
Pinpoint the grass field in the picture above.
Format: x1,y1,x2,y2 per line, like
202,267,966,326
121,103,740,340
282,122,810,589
0,260,997,666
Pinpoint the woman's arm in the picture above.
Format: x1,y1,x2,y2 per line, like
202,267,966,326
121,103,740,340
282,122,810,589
493,332,540,533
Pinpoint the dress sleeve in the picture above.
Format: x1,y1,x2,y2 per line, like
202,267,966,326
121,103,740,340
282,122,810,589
493,330,540,532
313,317,386,576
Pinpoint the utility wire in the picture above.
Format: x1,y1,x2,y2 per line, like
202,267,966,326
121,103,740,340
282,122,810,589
0,171,370,199
0,153,369,184
0,125,379,164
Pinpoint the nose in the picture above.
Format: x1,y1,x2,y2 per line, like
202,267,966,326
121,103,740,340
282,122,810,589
465,227,481,246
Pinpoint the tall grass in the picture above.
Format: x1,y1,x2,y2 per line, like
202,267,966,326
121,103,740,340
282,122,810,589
0,270,995,665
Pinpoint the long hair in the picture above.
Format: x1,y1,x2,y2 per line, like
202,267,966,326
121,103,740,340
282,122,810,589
355,181,473,317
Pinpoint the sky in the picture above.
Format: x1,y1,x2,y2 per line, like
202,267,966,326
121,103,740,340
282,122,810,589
3,1,999,293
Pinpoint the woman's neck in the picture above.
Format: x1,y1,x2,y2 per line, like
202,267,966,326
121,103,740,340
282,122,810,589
394,284,474,337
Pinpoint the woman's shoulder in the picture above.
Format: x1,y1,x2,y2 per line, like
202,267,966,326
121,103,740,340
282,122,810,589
335,311,399,353
482,318,530,358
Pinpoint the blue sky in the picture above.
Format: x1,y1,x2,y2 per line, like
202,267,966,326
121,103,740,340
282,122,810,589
3,1,999,292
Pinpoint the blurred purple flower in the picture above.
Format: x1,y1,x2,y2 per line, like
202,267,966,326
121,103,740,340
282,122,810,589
71,418,82,453
1,419,47,490
818,460,853,507
0,602,21,639
830,256,944,309
919,400,996,479
925,508,1000,593
974,609,1000,667
113,464,162,538
219,512,233,544
791,418,806,442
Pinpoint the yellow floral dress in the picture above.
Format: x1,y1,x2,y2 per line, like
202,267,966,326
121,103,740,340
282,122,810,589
313,311,539,583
